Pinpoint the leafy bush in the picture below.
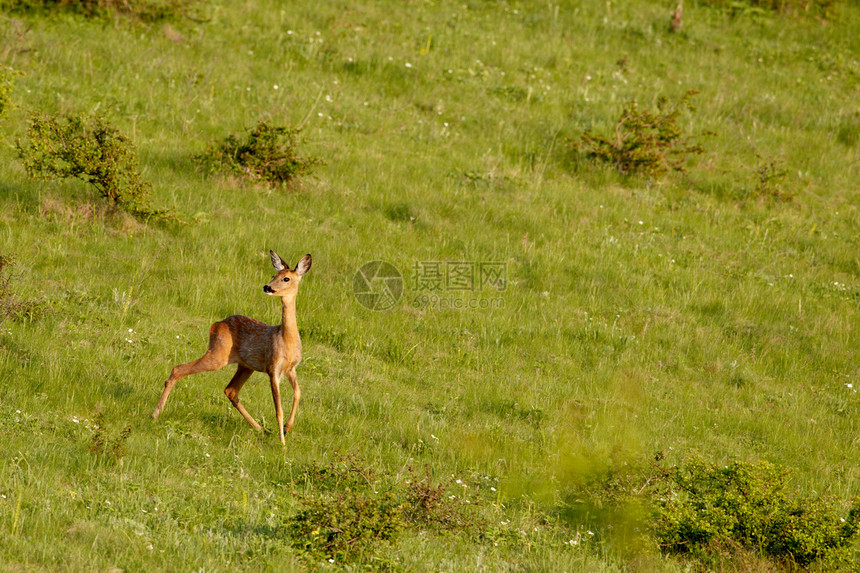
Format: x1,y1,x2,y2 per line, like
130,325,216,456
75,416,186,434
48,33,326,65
0,0,194,21
290,490,405,564
560,454,860,568
287,458,489,566
17,112,172,220
569,90,709,179
650,456,860,567
403,466,483,532
199,121,322,187
88,411,132,463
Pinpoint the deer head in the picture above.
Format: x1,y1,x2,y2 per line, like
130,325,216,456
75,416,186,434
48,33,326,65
263,251,312,298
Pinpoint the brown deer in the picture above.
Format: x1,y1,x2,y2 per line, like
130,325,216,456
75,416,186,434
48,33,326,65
151,251,312,444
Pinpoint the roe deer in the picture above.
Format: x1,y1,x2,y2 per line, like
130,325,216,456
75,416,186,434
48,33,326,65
151,251,312,444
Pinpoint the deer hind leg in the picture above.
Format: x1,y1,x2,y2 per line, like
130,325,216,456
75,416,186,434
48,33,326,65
284,367,301,434
152,324,232,419
224,365,262,431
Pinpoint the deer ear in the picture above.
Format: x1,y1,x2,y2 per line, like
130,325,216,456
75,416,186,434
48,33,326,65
295,254,312,276
270,250,286,272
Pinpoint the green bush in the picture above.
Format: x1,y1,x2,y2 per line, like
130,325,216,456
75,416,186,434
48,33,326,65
569,90,709,179
17,112,172,220
289,491,406,564
651,456,860,566
286,458,488,566
88,411,132,459
199,121,322,187
402,466,484,532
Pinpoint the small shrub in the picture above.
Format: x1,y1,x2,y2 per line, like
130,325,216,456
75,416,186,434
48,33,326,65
17,112,172,220
88,411,132,465
561,454,860,568
286,458,489,566
404,467,449,520
289,491,406,564
751,154,791,201
650,455,860,567
569,90,709,179
403,466,484,532
199,121,322,187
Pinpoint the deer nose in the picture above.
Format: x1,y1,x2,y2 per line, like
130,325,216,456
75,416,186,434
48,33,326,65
263,285,274,294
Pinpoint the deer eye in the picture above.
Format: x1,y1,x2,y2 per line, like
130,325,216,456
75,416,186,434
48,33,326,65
282,277,290,282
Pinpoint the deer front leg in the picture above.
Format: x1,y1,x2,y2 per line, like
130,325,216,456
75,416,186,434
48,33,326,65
284,367,301,434
270,373,285,444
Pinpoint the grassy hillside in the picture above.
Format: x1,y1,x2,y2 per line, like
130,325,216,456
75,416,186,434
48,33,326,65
1,0,859,570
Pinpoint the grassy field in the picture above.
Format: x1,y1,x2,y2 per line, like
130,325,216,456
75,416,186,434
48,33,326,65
1,0,859,570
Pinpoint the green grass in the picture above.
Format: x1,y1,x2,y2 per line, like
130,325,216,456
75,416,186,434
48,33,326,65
1,1,859,570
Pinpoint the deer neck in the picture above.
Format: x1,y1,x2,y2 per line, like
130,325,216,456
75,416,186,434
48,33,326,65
279,294,300,343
